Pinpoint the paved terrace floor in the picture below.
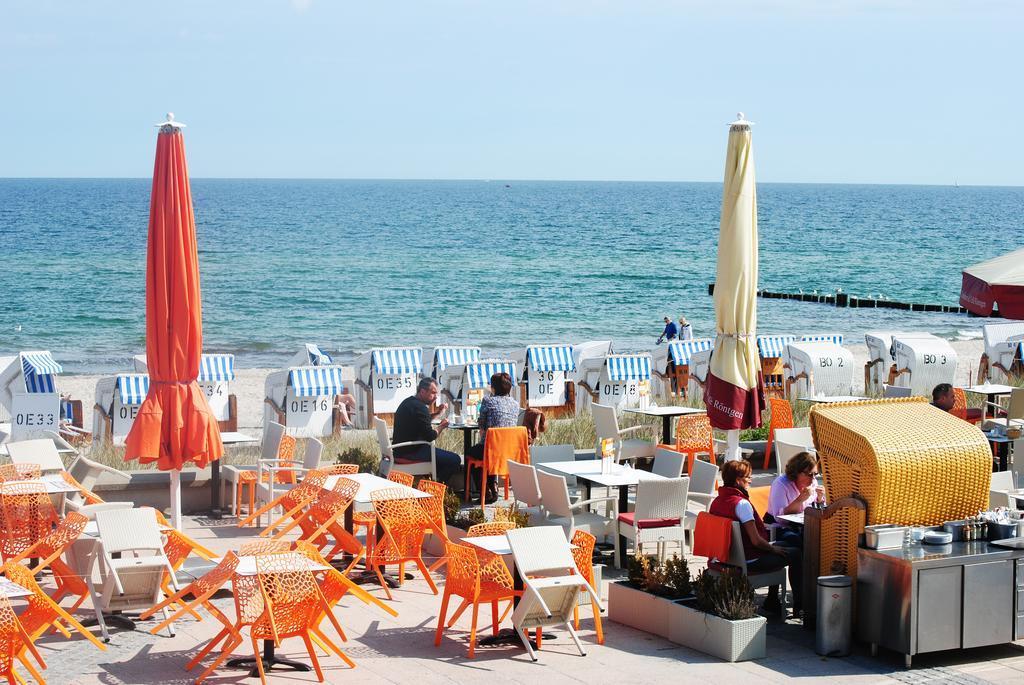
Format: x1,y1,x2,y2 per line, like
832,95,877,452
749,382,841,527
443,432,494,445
38,495,1024,685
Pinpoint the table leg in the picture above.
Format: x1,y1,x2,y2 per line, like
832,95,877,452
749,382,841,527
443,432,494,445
617,485,629,567
228,640,311,677
463,429,472,457
662,416,672,446
209,459,223,519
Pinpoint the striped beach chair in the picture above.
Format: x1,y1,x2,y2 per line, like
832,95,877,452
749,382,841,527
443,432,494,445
757,335,796,398
519,344,576,416
92,373,149,446
354,346,424,427
652,338,713,400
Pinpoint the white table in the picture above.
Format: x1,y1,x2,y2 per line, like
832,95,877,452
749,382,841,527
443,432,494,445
539,459,664,516
624,406,707,445
965,384,1017,421
322,472,430,504
775,512,805,527
797,395,868,404
0,578,32,599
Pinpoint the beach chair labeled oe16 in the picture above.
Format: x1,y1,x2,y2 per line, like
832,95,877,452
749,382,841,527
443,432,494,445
264,345,352,437
505,526,603,661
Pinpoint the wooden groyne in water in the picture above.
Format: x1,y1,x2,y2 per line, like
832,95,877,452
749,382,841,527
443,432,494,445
706,283,969,313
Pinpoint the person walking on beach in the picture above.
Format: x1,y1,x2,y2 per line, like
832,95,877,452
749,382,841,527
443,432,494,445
656,316,678,344
678,316,693,341
390,378,461,488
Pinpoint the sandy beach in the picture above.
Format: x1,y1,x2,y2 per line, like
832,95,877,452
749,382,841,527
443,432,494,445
56,339,987,434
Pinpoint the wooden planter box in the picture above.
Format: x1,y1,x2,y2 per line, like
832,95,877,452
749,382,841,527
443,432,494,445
608,582,766,662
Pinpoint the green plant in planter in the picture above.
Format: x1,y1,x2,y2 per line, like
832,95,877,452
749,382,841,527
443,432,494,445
450,506,487,531
442,490,462,526
493,501,531,528
692,569,758,620
626,553,692,599
663,554,692,598
627,553,657,588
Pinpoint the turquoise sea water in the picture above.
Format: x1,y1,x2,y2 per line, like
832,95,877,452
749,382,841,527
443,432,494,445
1,179,1022,373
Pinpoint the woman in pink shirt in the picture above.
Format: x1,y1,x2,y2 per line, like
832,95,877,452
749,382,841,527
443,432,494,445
767,451,824,519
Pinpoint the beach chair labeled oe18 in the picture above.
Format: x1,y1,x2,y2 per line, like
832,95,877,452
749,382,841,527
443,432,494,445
516,344,576,417
577,353,653,413
264,345,352,438
353,346,423,428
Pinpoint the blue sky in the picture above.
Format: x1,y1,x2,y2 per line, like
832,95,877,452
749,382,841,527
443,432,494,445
1,1,1020,184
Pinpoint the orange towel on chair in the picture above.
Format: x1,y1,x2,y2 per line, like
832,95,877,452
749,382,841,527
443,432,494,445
692,511,732,562
483,426,530,477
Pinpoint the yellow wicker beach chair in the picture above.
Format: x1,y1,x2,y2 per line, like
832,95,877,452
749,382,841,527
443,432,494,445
808,397,991,526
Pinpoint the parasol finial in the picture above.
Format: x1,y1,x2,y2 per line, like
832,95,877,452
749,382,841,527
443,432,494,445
157,112,186,133
729,112,754,130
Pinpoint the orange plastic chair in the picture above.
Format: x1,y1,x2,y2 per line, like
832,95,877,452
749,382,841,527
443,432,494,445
951,388,983,425
193,566,267,684
235,435,302,520
294,541,398,657
387,470,415,488
59,472,105,506
571,529,604,644
247,552,353,684
692,511,733,562
162,528,220,613
748,486,771,520
367,489,438,600
466,521,517,537
288,478,364,570
417,479,451,572
240,469,327,532
764,397,794,469
0,593,45,685
434,542,517,657
0,482,58,560
0,464,41,482
138,552,240,637
7,511,90,611
674,415,716,476
239,540,292,555
1,561,106,653
465,426,529,505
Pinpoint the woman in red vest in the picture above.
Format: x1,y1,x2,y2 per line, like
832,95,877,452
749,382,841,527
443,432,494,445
709,459,802,616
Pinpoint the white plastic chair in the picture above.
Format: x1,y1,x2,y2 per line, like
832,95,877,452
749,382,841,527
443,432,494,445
615,477,688,567
94,508,179,640
592,403,655,463
65,454,132,513
506,526,603,662
531,444,579,490
506,461,545,523
78,502,134,520
773,427,815,476
225,421,286,515
683,458,718,540
705,520,788,615
537,470,615,538
652,448,685,478
5,439,66,473
985,388,1024,429
253,437,323,527
375,416,436,480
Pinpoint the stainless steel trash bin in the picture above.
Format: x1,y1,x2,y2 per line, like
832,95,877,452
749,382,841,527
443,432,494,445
816,575,852,656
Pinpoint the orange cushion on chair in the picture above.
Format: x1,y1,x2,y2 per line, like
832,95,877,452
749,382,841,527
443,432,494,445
617,512,681,529
692,511,732,561
482,426,529,477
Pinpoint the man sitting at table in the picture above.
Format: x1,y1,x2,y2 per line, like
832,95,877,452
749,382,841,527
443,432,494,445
390,378,462,489
931,383,983,423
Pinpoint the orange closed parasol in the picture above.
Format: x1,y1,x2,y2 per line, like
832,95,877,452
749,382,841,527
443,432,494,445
124,114,222,527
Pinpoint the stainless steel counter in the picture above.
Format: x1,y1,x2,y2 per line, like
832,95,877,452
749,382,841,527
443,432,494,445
857,540,1024,667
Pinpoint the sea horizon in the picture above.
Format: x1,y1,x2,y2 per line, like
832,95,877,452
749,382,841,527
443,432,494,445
3,178,1022,374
